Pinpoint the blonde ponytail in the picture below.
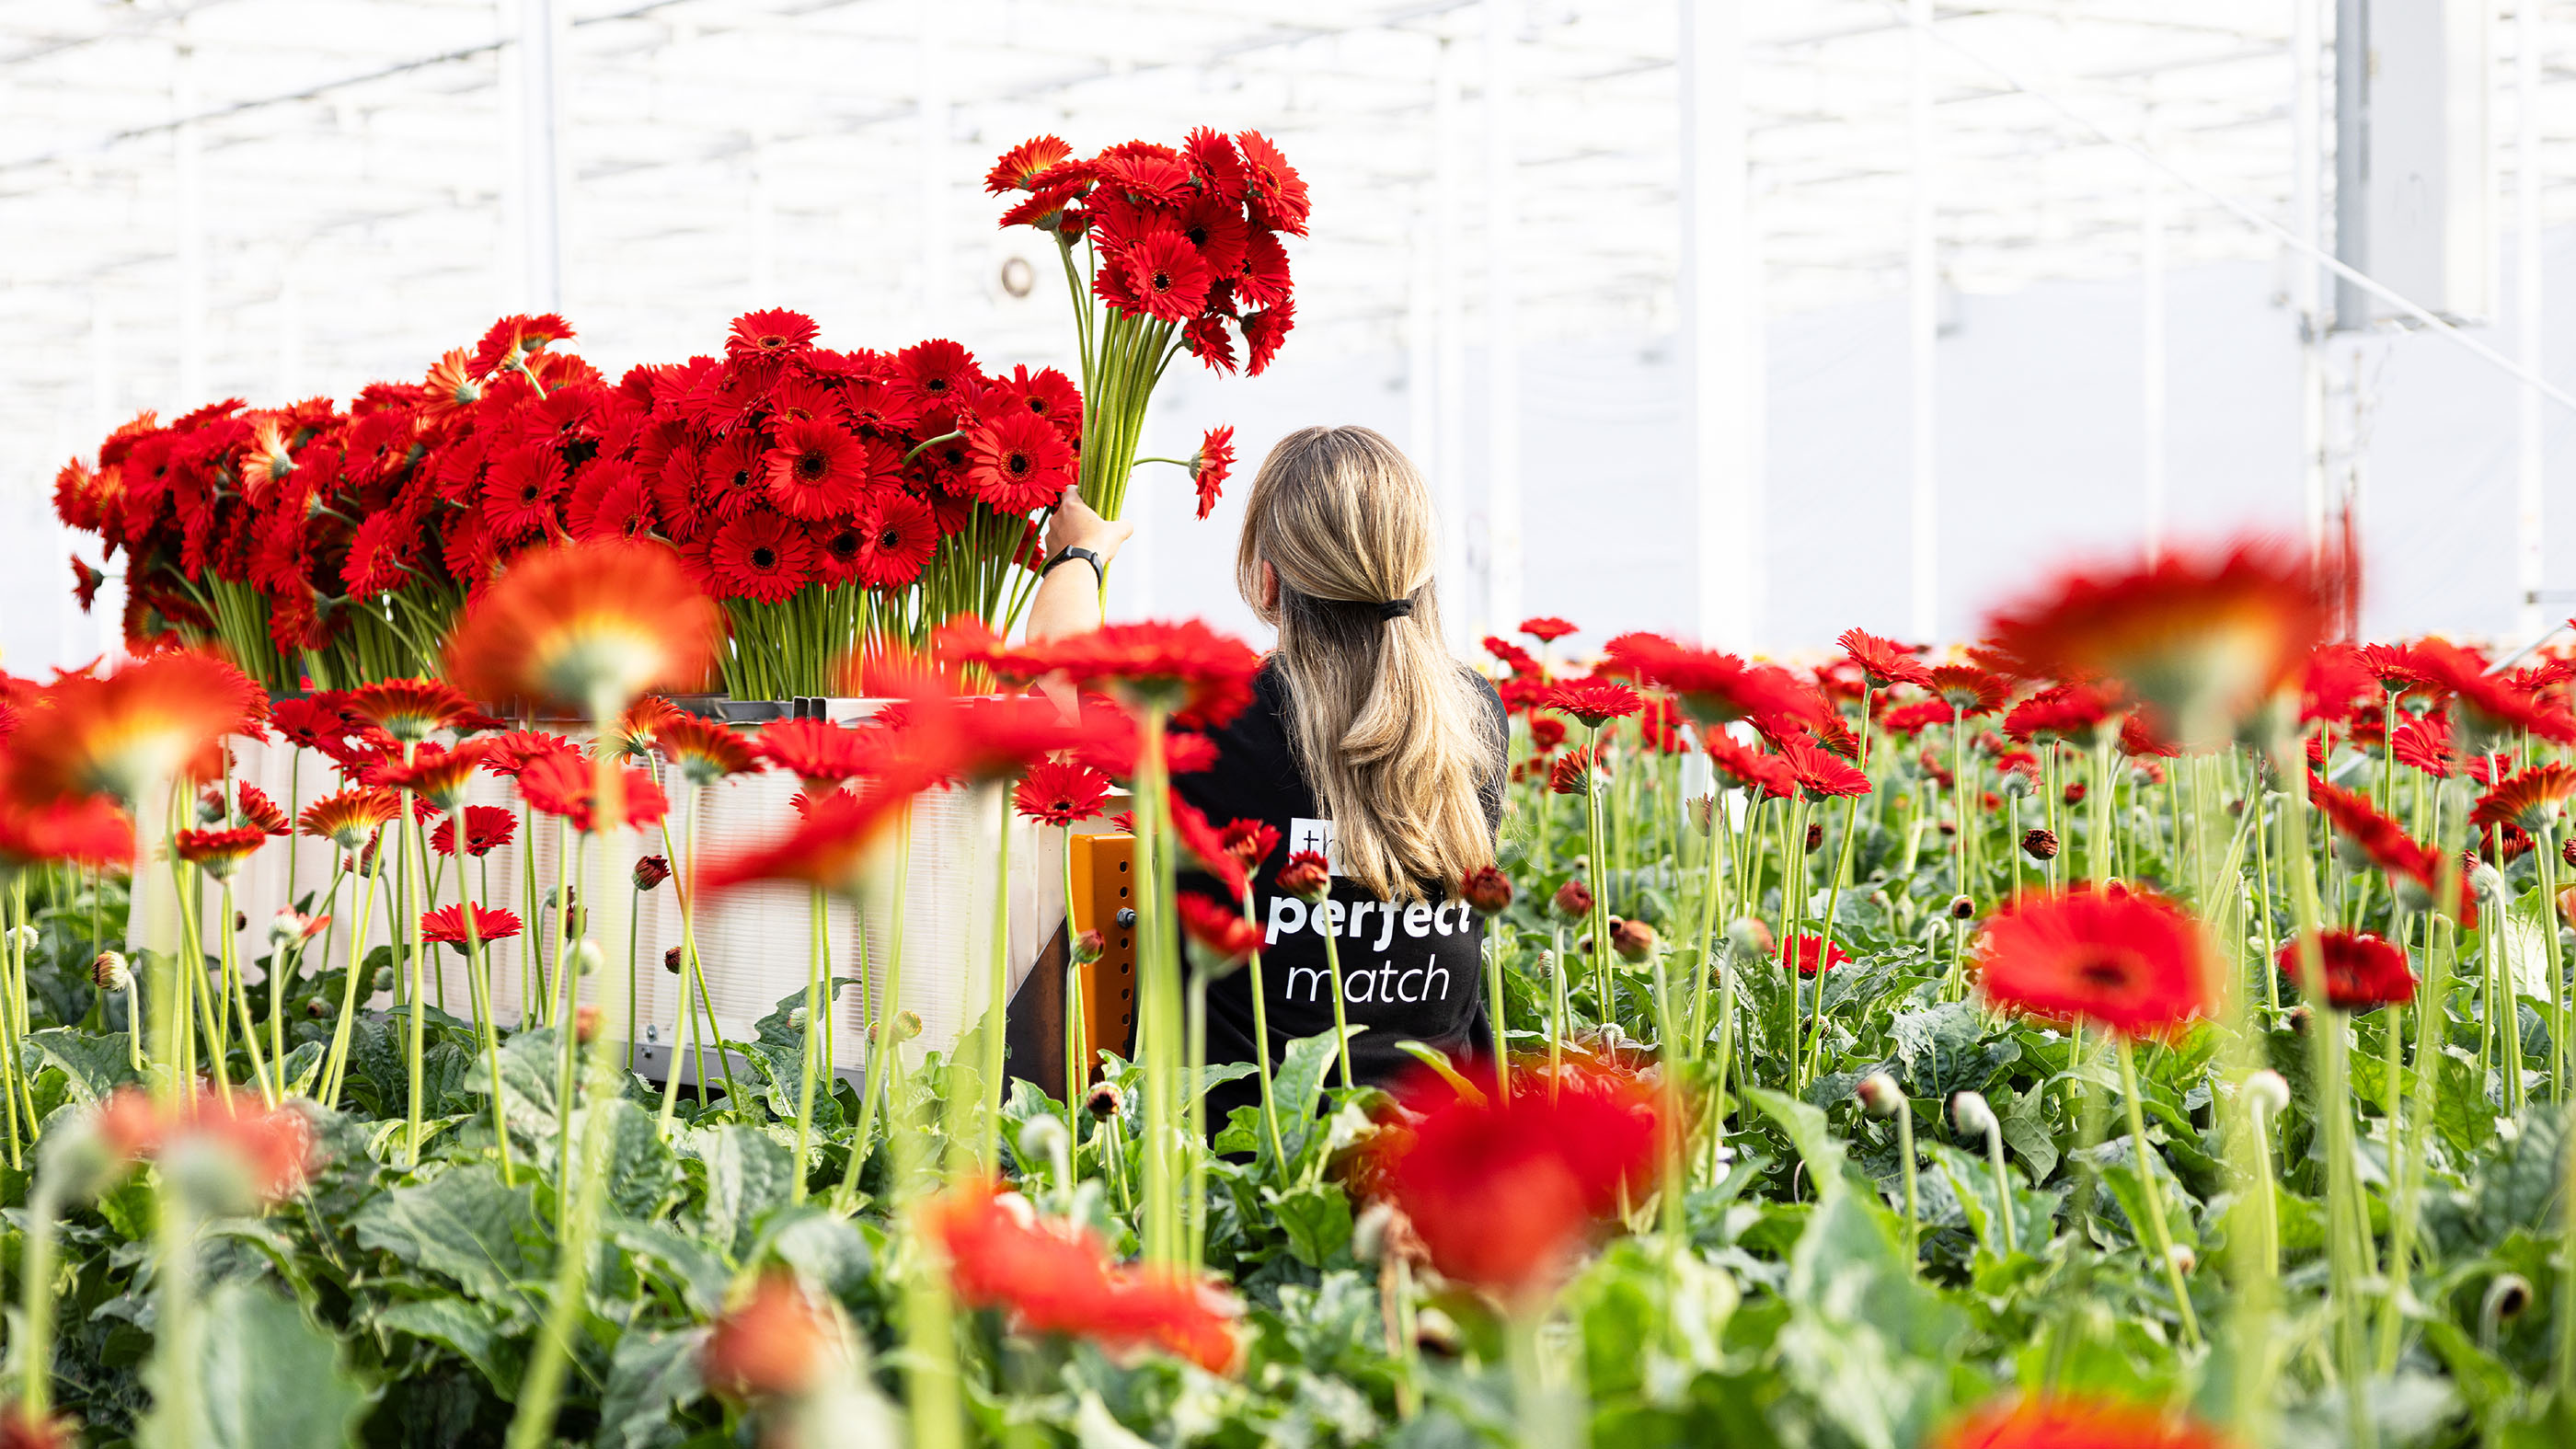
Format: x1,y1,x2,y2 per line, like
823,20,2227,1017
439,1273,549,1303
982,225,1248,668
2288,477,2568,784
1235,426,1497,901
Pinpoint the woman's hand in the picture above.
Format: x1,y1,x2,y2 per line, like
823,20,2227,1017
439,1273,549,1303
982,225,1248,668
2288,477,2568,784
1045,487,1133,565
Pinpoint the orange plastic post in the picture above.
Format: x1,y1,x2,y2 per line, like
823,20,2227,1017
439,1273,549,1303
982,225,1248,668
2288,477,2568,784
1066,832,1138,1077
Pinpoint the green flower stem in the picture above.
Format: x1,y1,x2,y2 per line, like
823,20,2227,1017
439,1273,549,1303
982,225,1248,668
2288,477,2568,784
838,811,915,1208
1584,725,1613,1028
18,1173,59,1417
1505,1306,1575,1449
1319,909,1356,1094
459,893,512,1187
2377,908,2453,1371
1686,791,1732,1059
218,881,277,1105
2536,820,2568,1106
2114,1037,2201,1348
1485,935,1511,1097
1804,793,1862,1087
1134,711,1184,1267
978,783,1014,1173
792,884,828,1200
1894,1095,1918,1271
507,709,635,1449
1547,925,1567,1095
1186,960,1211,1265
1984,1120,2016,1256
1239,886,1290,1167
317,851,384,1107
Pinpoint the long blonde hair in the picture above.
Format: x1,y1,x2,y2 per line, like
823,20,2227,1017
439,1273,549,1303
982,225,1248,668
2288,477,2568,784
1235,426,1496,902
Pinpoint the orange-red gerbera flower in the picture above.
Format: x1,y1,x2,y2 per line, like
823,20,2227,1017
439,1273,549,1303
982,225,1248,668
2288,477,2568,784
2471,762,2576,835
512,751,669,833
420,903,524,947
699,771,945,901
9,650,260,806
298,787,399,850
92,1086,314,1206
1974,887,2213,1038
344,677,478,743
1928,663,2010,718
755,718,879,793
2003,682,2119,746
368,740,492,811
2278,928,2415,1011
656,713,761,788
0,789,134,869
1177,891,1262,964
926,1180,1242,1374
1836,627,1933,689
1520,616,1578,644
963,410,1073,514
2309,778,2474,925
1705,736,1795,799
1190,426,1235,520
174,825,267,878
1167,798,1252,898
1984,537,2333,750
703,1270,842,1400
443,538,720,716
2412,638,2576,750
1014,758,1110,826
1548,744,1606,798
1013,620,1262,731
1934,1393,2227,1449
1375,1063,1660,1305
1879,697,1957,737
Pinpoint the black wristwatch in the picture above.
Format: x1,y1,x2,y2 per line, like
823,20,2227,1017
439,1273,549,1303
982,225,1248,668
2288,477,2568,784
1043,546,1104,588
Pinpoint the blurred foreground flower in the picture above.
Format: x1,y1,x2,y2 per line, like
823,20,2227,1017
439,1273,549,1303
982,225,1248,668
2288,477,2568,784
926,1181,1240,1374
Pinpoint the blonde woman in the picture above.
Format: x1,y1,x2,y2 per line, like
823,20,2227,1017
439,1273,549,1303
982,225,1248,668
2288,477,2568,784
1026,425,1508,1121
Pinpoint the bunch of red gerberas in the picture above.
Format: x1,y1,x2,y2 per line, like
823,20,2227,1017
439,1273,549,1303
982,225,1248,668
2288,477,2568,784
52,309,1111,701
987,128,1303,522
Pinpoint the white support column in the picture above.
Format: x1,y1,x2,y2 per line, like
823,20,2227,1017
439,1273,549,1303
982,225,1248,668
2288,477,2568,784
2142,92,2168,561
2295,0,2328,557
1433,37,1468,641
1681,0,1756,647
1406,212,1443,626
2516,0,2546,637
1432,40,1473,641
174,38,206,405
917,9,950,333
517,0,563,310
1907,0,1938,642
1482,0,1523,636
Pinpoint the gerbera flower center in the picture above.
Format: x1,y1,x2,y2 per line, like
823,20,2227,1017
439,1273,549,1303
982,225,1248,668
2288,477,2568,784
1005,450,1034,477
2077,956,2133,991
759,332,789,350
751,545,779,569
795,452,829,482
879,528,902,549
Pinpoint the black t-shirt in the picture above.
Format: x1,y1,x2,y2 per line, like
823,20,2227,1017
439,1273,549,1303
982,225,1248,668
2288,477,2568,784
1174,661,1509,1130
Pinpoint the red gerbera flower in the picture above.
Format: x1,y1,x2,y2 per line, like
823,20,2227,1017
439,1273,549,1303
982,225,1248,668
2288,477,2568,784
513,751,670,833
470,312,574,378
985,135,1076,194
369,740,492,811
2389,713,2455,776
1184,126,1246,200
2003,682,2119,746
1878,697,1956,736
1232,228,1293,309
1544,682,1643,730
1235,130,1310,236
480,443,566,541
1014,758,1110,826
2278,928,2415,1011
755,719,879,792
1705,735,1796,798
1167,798,1251,898
220,781,290,834
1835,627,1933,689
895,339,977,409
1012,620,1263,731
91,1086,313,1203
707,510,815,604
2472,762,2576,835
1548,744,1604,798
1178,891,1263,963
1520,616,1578,644
2415,638,2576,749
1984,537,2334,749
726,307,818,360
1974,888,2214,1039
2300,642,2377,726
344,678,477,743
1191,426,1235,521
1376,1063,1659,1303
430,804,517,858
926,1180,1241,1374
1617,637,1823,731
762,419,872,520
1239,300,1294,374
1114,232,1215,325
1778,933,1850,976
420,903,524,947
964,409,1074,513
481,729,582,778
1779,734,1870,800
1928,664,2010,717
849,492,939,591
1934,1393,2227,1449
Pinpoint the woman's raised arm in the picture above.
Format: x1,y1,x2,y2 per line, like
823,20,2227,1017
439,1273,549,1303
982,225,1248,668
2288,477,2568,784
1021,485,1134,645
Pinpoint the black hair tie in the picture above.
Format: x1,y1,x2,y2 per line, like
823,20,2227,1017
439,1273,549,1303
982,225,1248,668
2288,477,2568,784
1377,598,1415,621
